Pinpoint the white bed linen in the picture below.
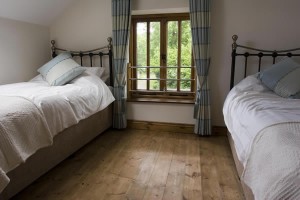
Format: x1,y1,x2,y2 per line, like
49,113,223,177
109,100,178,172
0,96,52,192
1,73,115,137
242,122,300,199
0,73,114,192
223,75,300,166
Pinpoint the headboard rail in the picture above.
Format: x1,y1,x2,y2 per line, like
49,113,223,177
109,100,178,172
230,35,300,89
51,37,113,86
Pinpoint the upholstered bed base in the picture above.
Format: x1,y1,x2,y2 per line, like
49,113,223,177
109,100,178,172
0,105,112,200
227,132,254,200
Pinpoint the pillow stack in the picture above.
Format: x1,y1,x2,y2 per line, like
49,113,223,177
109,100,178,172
259,57,300,99
38,52,85,86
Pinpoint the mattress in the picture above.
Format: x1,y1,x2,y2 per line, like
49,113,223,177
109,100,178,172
223,75,300,166
0,72,115,192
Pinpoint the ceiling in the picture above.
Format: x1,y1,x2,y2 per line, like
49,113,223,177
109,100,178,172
0,0,75,26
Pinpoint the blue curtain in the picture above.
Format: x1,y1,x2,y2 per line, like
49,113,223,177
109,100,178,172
189,0,212,135
111,0,131,129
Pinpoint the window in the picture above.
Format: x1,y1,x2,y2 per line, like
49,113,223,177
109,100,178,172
128,13,195,102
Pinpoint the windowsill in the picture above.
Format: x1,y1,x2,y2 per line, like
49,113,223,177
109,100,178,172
127,97,194,104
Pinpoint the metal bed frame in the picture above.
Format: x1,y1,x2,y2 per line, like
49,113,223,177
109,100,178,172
230,34,300,89
51,37,113,86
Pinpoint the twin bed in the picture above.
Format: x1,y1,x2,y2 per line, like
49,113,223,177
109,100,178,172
0,38,115,200
224,35,300,199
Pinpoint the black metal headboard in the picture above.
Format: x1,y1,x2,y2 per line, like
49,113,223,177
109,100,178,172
50,37,113,86
230,34,300,89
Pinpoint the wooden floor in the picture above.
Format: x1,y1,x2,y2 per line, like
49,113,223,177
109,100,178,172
12,128,244,200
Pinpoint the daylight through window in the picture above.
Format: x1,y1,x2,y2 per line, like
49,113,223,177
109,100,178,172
128,13,195,101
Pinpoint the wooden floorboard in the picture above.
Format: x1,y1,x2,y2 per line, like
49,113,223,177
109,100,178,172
12,128,244,200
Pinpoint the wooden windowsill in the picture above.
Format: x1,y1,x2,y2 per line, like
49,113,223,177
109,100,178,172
127,97,194,104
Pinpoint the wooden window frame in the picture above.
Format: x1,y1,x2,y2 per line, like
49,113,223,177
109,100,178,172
128,13,195,102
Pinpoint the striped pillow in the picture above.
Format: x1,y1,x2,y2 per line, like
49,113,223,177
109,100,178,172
259,57,300,98
38,52,85,86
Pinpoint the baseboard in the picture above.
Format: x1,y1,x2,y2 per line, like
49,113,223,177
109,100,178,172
127,120,194,134
127,120,227,135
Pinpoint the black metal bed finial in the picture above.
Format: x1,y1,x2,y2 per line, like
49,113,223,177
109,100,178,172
232,35,238,50
107,37,112,50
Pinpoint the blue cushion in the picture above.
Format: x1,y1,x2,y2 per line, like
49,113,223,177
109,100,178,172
37,52,85,86
259,57,300,98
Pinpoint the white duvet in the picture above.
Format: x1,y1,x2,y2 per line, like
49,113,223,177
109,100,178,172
0,72,115,192
223,75,300,199
223,75,300,166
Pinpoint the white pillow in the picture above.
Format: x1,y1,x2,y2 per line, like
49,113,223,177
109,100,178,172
82,66,109,82
37,52,85,86
82,67,104,78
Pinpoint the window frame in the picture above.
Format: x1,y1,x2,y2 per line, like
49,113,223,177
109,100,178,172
128,13,195,102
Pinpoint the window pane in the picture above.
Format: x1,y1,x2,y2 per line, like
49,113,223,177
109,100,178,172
181,21,192,67
137,67,146,90
166,81,176,91
180,21,192,91
167,21,178,67
150,68,160,90
167,21,178,91
150,80,159,90
150,22,160,67
136,22,147,67
180,80,191,91
180,68,191,90
149,22,160,90
167,68,177,90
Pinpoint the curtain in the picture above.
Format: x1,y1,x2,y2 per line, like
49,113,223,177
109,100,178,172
189,0,212,136
111,0,131,129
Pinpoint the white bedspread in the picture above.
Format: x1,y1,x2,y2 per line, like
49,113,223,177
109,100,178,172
0,96,52,192
0,73,115,192
242,122,300,200
223,75,300,166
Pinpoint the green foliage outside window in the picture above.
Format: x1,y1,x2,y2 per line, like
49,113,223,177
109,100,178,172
136,19,192,91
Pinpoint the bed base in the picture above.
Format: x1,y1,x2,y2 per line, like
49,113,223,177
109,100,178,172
227,132,254,200
0,105,112,200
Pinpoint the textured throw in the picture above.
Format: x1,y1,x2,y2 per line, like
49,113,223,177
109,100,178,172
242,122,300,200
0,96,52,193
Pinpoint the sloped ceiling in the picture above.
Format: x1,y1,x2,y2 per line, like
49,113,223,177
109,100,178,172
0,0,76,26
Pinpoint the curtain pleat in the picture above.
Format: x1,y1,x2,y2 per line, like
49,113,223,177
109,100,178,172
189,0,212,136
112,0,131,129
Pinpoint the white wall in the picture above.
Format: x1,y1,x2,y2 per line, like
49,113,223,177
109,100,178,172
50,0,300,126
50,0,112,50
50,0,112,78
132,0,187,11
0,17,50,84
